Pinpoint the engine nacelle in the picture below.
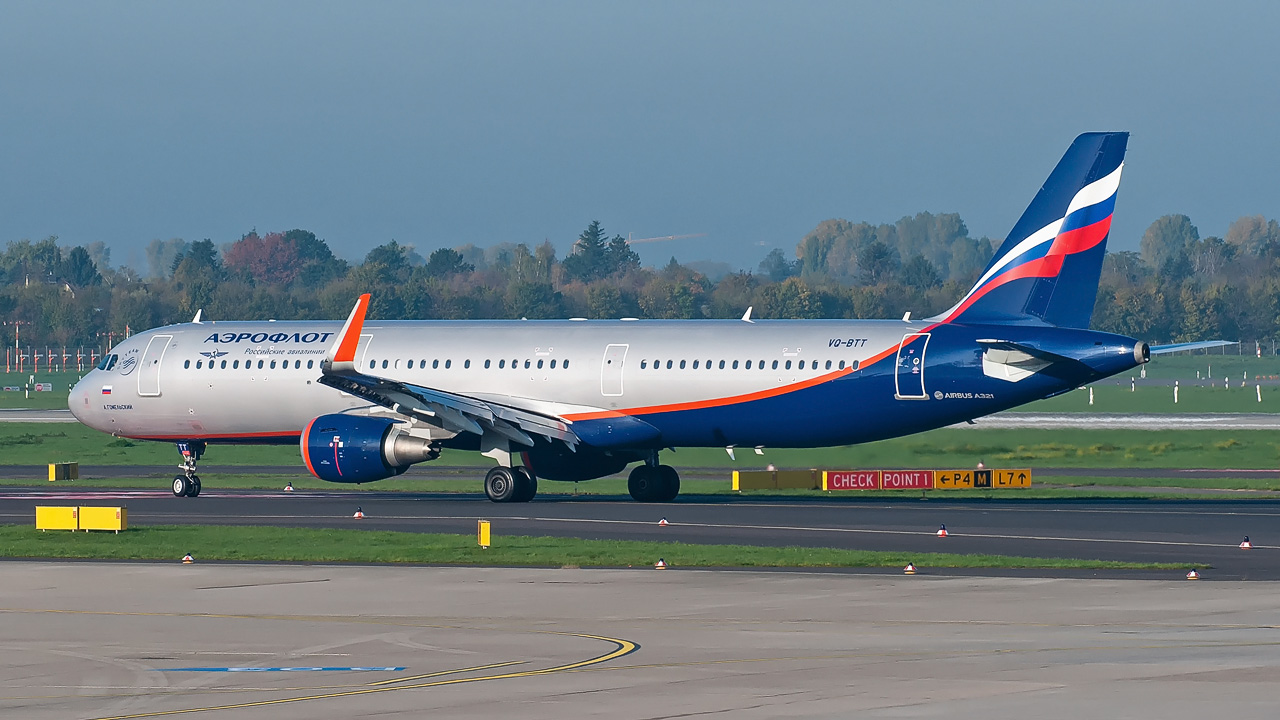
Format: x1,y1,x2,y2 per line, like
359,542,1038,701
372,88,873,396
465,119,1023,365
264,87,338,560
301,414,439,483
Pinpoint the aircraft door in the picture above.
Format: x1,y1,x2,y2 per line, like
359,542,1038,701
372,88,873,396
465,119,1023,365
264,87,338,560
894,333,930,400
137,334,173,397
600,344,628,396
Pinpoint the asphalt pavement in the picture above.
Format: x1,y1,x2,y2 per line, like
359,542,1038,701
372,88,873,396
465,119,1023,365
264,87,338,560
2,487,1277,579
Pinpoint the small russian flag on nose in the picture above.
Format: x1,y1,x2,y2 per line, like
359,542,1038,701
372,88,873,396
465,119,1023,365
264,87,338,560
101,386,112,395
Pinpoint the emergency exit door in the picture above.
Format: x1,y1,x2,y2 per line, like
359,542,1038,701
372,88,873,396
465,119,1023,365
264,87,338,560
894,333,930,400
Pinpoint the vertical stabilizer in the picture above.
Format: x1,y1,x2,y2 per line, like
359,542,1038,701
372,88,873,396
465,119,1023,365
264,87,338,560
933,132,1128,328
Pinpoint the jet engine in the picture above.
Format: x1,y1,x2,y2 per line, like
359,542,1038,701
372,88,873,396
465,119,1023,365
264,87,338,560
301,414,439,483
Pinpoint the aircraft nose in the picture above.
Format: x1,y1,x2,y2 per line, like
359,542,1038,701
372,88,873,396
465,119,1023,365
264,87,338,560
68,376,91,422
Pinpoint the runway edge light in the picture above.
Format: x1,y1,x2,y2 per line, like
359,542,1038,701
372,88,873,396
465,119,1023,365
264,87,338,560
353,507,365,519
658,517,669,527
182,553,194,564
1240,536,1252,549
1186,569,1200,580
936,524,948,538
903,563,916,575
655,558,667,569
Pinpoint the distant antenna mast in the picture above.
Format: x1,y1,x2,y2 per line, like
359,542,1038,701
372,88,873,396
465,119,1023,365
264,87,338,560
627,233,708,245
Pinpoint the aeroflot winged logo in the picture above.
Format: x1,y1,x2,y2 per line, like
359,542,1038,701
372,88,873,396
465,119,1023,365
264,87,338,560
199,350,228,360
204,332,336,344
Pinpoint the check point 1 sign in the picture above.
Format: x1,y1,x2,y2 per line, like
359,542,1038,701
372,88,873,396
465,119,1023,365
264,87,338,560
881,470,933,490
823,471,880,490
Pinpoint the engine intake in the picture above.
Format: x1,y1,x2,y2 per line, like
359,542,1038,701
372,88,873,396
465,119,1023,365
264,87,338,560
301,414,439,483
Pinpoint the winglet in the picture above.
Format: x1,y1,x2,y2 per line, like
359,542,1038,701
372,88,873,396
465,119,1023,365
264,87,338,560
324,293,370,373
741,306,754,323
192,309,203,324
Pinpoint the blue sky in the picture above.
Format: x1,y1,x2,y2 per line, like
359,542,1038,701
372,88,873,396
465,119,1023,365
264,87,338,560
2,1,1276,269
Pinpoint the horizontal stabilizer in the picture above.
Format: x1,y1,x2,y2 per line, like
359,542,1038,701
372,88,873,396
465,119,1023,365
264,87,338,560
1149,341,1236,356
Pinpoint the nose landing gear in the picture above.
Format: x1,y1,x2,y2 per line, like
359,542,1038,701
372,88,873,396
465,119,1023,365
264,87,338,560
172,441,205,497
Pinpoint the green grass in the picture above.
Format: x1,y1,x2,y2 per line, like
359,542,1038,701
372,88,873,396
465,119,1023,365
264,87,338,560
1017,384,1275,414
0,524,1191,569
0,371,83,409
7,423,1280,472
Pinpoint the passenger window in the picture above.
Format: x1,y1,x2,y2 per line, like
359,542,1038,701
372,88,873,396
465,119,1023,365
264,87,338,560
745,360,752,369
222,360,228,369
524,359,530,369
381,359,388,369
641,360,647,369
433,359,439,369
664,360,671,369
550,359,557,369
465,359,471,369
269,360,276,369
719,360,725,369
564,360,570,369
679,360,686,369
772,360,779,370
184,360,190,369
196,360,203,369
445,360,452,369
407,360,414,369
732,360,739,369
369,360,376,369
839,360,846,370
294,360,300,369
307,360,314,369
798,360,805,370
484,359,491,369
536,359,543,369
258,360,264,369
785,360,792,370
706,359,712,369
826,360,832,370
499,359,506,369
233,360,240,369
693,360,699,369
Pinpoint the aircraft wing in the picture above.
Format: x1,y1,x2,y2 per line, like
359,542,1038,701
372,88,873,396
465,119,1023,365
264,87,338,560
318,294,579,449
1148,340,1236,355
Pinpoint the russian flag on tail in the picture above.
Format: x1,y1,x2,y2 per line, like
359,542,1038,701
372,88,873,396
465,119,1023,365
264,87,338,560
932,132,1128,330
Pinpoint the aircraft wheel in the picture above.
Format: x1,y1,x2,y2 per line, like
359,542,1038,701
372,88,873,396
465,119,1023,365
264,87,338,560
512,467,537,502
172,475,191,497
485,467,518,503
628,465,662,502
186,476,202,497
655,465,680,502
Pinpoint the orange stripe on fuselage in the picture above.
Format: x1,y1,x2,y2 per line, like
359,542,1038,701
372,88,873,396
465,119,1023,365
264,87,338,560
563,366,856,421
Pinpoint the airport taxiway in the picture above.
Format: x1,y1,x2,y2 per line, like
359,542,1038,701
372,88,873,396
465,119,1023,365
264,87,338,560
4,562,1280,719
1,488,1276,578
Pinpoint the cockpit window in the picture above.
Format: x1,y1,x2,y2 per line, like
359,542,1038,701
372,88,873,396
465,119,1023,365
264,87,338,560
105,355,118,371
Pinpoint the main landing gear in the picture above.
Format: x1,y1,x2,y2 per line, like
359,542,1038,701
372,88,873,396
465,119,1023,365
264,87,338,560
172,441,204,498
484,466,537,503
628,463,680,503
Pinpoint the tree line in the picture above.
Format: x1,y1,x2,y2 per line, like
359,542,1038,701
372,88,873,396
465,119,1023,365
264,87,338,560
1,212,1277,350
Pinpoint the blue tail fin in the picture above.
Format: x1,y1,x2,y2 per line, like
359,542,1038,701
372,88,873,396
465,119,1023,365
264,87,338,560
933,132,1128,328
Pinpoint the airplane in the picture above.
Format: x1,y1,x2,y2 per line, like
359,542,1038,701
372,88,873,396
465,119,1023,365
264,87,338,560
69,131,1213,502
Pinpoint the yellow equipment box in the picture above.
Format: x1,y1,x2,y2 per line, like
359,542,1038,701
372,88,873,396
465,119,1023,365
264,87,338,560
732,470,820,491
477,519,491,548
36,506,78,531
48,462,79,482
79,506,127,533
